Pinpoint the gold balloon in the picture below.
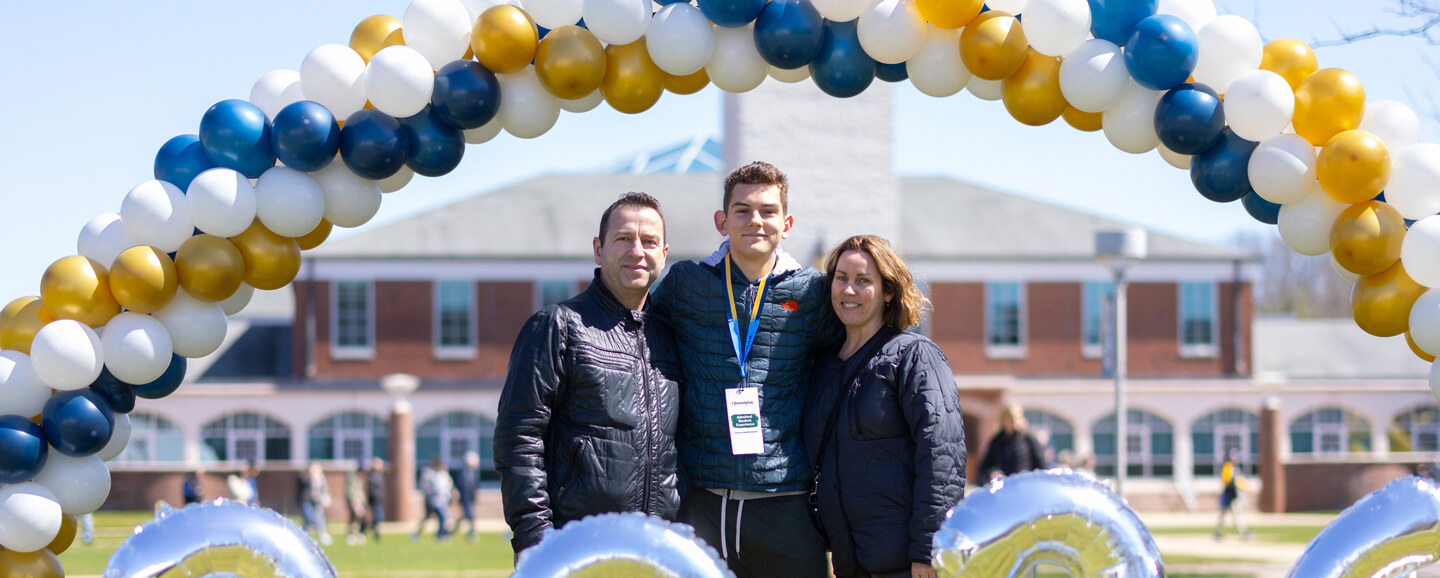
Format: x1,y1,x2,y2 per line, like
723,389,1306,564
351,14,403,62
109,246,179,314
602,39,666,115
230,220,303,291
960,11,1028,81
535,26,607,100
1293,68,1366,146
1317,129,1390,204
1260,38,1318,91
1330,201,1405,276
382,28,406,50
1352,261,1425,337
1002,49,1066,126
473,5,539,74
666,68,711,95
1062,105,1102,132
1408,330,1436,362
46,516,77,555
0,547,63,578
176,234,246,302
40,256,120,328
0,297,46,354
917,0,984,29
296,220,333,251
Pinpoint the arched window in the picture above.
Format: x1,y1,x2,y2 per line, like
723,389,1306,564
1191,408,1259,476
1092,410,1174,478
202,412,292,463
115,413,185,463
308,412,388,464
1390,405,1440,453
1291,407,1371,457
1023,408,1074,457
417,412,495,473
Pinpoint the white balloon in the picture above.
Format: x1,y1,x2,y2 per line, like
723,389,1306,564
463,0,514,21
32,454,110,516
1249,134,1318,204
120,180,193,254
498,67,562,139
464,118,505,143
29,321,103,391
582,0,651,45
1330,252,1360,283
0,352,51,418
647,3,715,75
812,0,871,22
1277,184,1346,256
250,69,306,121
1191,15,1262,94
100,313,172,385
559,90,606,113
1156,0,1216,33
255,166,326,237
967,77,1004,101
1102,81,1163,154
379,165,415,193
1389,143,1440,220
707,24,769,93
907,25,969,97
857,0,927,65
1411,290,1440,357
1360,100,1422,154
987,0,1028,12
1403,216,1440,289
769,65,812,84
314,159,383,228
154,290,227,358
300,44,368,122
187,168,258,238
1158,144,1192,170
98,413,131,462
77,212,133,269
1023,0,1091,57
405,0,475,70
1059,39,1129,113
1223,70,1294,142
0,483,62,553
219,283,256,316
524,0,583,28
365,46,436,118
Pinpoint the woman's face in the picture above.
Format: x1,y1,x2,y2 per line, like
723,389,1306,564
831,250,889,331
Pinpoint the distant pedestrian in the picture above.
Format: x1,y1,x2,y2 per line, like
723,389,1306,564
227,462,260,506
978,403,1048,481
183,469,204,505
345,461,369,545
365,457,386,542
298,462,333,546
414,457,454,542
1214,449,1251,540
451,451,483,541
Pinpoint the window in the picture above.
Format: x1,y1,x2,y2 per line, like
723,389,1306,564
1391,406,1440,453
1082,281,1114,358
115,413,185,463
333,280,373,359
1192,409,1259,476
1291,407,1371,457
202,412,292,463
985,282,1025,357
1024,409,1074,457
1178,282,1217,357
538,280,576,310
308,412,388,464
417,412,496,475
1092,410,1174,478
434,280,476,359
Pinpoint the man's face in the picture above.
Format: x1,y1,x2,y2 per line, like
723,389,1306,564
714,183,793,262
593,205,668,299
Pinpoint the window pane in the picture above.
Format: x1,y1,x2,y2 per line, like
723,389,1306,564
539,280,574,309
986,282,1022,346
337,281,370,348
1179,282,1214,347
1291,432,1312,454
438,281,473,348
1082,281,1114,347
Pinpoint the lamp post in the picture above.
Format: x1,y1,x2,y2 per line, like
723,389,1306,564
1096,228,1146,498
381,373,420,524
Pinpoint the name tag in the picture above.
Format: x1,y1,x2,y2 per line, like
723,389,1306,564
725,387,764,455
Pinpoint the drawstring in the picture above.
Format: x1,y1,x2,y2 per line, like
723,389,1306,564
719,490,729,559
734,498,745,556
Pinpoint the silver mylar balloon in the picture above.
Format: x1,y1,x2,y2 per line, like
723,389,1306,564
933,469,1163,577
513,512,734,578
1288,475,1440,577
103,499,337,578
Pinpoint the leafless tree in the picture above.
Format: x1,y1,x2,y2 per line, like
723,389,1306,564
1231,231,1352,318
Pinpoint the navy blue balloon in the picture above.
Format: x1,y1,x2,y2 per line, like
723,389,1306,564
876,61,909,83
753,0,825,70
340,109,410,180
1242,191,1281,225
433,60,502,130
1124,14,1197,91
271,101,341,172
199,99,276,179
809,20,877,99
154,134,215,192
1087,0,1158,44
89,368,136,414
1190,129,1258,203
401,107,466,177
1154,83,1224,155
655,0,690,4
41,389,115,457
133,354,187,400
0,415,47,484
698,0,766,27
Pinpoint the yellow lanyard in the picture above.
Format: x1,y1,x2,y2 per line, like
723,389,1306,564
725,254,770,381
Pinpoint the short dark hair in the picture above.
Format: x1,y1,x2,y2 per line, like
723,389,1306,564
598,192,665,245
723,161,789,213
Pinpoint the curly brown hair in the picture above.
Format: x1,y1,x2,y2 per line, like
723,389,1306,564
823,235,930,330
723,161,789,213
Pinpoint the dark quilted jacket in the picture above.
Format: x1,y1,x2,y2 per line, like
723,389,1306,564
493,272,682,553
803,327,967,574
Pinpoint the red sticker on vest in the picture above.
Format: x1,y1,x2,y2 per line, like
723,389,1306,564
782,300,798,311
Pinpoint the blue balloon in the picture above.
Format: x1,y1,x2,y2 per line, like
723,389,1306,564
401,107,466,177
433,61,502,130
41,389,115,458
1154,83,1224,155
1087,0,1158,45
809,20,876,99
1124,14,1197,91
0,415,47,484
1242,191,1281,225
1190,129,1258,203
698,0,766,27
88,368,136,414
154,134,215,192
340,109,410,180
753,0,824,70
876,61,909,83
199,99,276,179
134,354,187,400
271,101,341,172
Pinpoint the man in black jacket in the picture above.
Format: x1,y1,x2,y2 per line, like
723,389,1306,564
494,192,682,558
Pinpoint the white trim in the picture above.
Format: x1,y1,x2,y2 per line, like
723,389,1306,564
432,280,478,361
312,260,597,281
1177,281,1219,359
983,281,1027,359
330,280,375,360
910,260,1260,283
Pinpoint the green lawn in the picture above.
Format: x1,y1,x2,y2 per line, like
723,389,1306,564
1148,525,1324,545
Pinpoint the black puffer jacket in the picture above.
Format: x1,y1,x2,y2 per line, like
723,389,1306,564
494,272,682,553
803,327,967,575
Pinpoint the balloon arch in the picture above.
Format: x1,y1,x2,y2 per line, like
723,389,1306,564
2,0,1440,574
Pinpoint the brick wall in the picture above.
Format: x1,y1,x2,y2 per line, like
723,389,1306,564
1282,462,1417,512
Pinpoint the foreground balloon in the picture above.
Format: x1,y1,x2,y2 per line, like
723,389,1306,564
41,256,120,328
1352,261,1425,338
104,500,337,578
513,513,730,577
1288,476,1440,577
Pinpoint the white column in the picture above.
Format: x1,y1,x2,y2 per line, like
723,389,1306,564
1172,430,1197,511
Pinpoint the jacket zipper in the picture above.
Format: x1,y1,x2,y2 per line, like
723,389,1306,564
637,320,653,513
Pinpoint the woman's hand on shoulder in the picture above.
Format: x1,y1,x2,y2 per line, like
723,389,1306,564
912,562,937,578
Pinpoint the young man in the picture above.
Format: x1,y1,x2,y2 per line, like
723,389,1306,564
494,192,683,557
651,162,840,577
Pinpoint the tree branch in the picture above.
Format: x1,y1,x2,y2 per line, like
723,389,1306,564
1311,0,1440,47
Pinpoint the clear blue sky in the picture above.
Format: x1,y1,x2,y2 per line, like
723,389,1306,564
0,0,1430,302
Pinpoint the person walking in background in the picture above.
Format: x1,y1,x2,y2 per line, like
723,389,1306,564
182,469,204,505
415,457,454,543
451,451,483,542
1214,449,1252,540
365,457,387,542
345,461,369,545
227,462,260,506
298,462,333,546
978,403,1048,481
